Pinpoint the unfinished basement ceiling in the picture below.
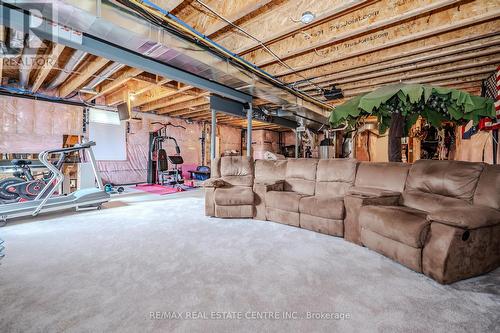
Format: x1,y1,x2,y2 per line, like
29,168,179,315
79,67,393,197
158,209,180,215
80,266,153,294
0,0,498,130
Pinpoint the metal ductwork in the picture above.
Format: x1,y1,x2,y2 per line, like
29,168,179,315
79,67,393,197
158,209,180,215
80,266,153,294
5,28,23,58
4,0,330,129
19,33,44,88
81,43,166,91
47,49,87,89
0,27,24,59
82,62,124,91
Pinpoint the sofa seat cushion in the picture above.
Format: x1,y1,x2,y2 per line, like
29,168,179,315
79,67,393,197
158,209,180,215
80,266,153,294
428,205,500,229
214,187,254,206
347,186,401,198
299,195,345,220
266,191,306,212
402,190,471,213
359,206,430,248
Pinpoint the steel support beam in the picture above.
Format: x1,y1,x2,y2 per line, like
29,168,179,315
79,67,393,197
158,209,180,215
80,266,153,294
0,3,252,104
246,104,253,158
211,108,217,160
210,95,246,116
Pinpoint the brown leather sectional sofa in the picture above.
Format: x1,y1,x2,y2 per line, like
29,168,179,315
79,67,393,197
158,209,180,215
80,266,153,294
205,156,500,284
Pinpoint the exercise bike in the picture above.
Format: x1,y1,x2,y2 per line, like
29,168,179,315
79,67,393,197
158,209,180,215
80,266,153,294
0,141,110,225
0,152,66,202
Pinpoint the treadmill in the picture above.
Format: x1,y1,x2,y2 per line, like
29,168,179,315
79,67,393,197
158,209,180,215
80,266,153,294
0,141,110,225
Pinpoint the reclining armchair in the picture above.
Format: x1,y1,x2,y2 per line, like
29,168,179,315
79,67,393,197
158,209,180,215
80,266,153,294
359,160,500,283
423,164,500,283
344,162,410,244
204,156,254,218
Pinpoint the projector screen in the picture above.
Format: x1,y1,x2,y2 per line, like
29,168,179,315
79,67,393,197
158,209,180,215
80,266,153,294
88,109,127,161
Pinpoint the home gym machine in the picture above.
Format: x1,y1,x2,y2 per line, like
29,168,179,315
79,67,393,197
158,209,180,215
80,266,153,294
0,141,110,226
147,122,186,186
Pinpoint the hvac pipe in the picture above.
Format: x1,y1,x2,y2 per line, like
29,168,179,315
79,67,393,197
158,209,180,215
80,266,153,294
47,49,87,89
211,108,216,160
246,104,252,158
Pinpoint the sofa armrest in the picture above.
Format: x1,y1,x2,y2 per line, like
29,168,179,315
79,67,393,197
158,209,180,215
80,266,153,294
254,180,284,192
427,206,500,229
343,193,401,245
347,186,401,198
203,178,227,188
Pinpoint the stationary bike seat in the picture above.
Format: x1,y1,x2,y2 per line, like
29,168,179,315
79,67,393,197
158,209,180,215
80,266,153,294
11,159,32,166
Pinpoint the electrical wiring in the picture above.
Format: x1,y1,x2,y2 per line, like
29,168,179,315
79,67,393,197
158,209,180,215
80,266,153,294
0,85,71,102
116,0,332,112
0,85,119,112
192,0,326,94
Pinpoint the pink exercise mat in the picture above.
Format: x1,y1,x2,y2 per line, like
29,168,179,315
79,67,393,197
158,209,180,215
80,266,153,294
135,184,180,195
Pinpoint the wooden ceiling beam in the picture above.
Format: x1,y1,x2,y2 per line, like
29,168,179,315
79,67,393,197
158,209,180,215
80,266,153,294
237,0,372,55
295,38,500,90
133,84,193,107
149,0,186,11
88,67,143,101
157,96,209,114
142,92,209,112
176,0,281,37
189,115,211,121
248,0,463,67
168,104,210,117
133,77,172,96
328,66,497,96
211,0,362,54
269,10,500,78
281,24,500,83
32,44,65,93
58,56,110,98
327,81,484,106
181,110,211,118
305,54,500,94
330,72,493,100
202,0,279,37
105,80,154,105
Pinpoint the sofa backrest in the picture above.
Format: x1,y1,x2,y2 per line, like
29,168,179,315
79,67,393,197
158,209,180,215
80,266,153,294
315,159,357,197
402,160,484,212
284,158,318,195
405,160,484,201
219,156,254,187
354,162,410,192
474,164,500,210
254,159,287,184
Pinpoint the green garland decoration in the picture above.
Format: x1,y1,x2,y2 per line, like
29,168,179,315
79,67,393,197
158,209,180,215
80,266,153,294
329,84,496,134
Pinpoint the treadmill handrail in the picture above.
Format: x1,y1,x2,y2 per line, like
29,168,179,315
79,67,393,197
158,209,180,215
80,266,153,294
32,150,65,215
40,141,97,155
32,141,103,216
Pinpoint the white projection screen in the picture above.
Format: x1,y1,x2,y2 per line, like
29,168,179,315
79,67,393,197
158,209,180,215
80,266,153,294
88,108,127,161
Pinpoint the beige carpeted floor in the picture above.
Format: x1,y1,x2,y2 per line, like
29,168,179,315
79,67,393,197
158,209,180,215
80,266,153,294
0,189,499,332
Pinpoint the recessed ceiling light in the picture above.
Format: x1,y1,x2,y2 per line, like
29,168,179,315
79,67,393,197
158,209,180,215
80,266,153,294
300,11,316,24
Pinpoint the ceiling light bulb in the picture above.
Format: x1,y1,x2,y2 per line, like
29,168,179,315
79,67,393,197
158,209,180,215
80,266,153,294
300,11,315,24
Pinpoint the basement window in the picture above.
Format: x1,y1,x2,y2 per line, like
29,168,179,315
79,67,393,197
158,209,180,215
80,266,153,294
88,108,127,161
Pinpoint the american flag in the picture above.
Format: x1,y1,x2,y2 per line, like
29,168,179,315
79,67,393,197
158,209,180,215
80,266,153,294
480,65,500,130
